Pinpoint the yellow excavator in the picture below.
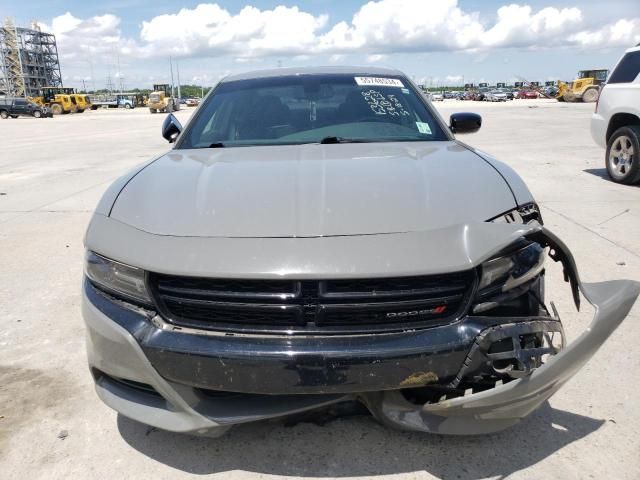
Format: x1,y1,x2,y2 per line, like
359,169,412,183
148,84,179,113
30,87,93,114
557,69,609,103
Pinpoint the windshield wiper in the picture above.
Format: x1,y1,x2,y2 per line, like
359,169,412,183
318,136,369,144
208,142,225,148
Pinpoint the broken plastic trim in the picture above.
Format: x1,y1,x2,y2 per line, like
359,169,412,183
366,226,640,435
487,202,543,225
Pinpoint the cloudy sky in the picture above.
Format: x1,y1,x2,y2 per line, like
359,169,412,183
2,0,639,90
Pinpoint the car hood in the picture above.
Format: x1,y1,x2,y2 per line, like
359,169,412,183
109,141,517,238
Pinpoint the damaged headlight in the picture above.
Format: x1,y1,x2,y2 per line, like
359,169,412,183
474,242,546,313
85,251,152,305
489,203,542,224
478,242,545,291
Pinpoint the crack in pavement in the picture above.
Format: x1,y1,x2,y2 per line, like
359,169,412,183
541,203,640,260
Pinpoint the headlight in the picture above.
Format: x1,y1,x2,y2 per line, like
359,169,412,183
85,251,152,305
478,242,546,292
489,203,542,224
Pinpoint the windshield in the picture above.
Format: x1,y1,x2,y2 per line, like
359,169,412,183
149,93,161,102
179,74,448,148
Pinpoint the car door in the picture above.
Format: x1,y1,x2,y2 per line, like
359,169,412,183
13,99,28,115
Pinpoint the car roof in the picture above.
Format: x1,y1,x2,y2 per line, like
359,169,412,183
221,66,405,83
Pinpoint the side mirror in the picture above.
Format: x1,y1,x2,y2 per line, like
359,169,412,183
449,112,481,134
162,113,182,143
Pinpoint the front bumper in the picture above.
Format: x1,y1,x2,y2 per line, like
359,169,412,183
82,228,639,436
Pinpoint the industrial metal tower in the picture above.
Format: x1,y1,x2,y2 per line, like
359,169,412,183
0,19,62,97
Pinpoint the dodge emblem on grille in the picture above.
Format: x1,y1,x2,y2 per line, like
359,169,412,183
386,305,447,318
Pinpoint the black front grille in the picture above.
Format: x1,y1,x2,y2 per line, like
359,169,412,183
149,271,476,335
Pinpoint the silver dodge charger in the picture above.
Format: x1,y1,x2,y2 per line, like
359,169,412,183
82,67,639,436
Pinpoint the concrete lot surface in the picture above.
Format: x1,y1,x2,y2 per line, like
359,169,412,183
1,99,639,479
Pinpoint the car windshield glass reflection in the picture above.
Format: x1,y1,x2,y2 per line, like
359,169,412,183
180,74,448,148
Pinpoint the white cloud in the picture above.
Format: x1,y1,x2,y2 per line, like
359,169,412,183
41,13,136,63
43,1,640,64
316,1,589,53
366,54,387,63
568,19,640,47
445,75,464,84
139,4,327,58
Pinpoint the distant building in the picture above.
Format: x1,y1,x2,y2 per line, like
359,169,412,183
0,19,62,97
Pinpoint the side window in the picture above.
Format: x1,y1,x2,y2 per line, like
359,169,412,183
15,99,27,106
608,51,640,84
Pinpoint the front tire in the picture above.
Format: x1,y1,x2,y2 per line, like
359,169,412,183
582,88,599,103
606,125,640,185
33,110,42,118
0,110,8,119
125,103,132,109
51,103,63,115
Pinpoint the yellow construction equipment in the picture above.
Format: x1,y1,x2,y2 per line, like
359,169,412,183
148,84,179,113
557,69,608,103
71,91,92,112
57,87,93,112
29,87,76,114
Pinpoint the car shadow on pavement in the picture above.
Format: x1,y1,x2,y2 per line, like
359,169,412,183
583,168,611,180
117,402,604,478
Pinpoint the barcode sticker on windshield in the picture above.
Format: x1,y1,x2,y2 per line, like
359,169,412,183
416,122,432,134
354,77,404,88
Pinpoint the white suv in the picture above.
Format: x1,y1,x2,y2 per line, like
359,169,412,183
591,44,640,184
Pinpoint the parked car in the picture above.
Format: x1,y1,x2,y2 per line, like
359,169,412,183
497,88,514,100
476,87,490,101
82,66,639,437
185,98,200,107
591,44,640,184
516,90,539,99
0,97,52,118
430,92,444,101
484,90,508,102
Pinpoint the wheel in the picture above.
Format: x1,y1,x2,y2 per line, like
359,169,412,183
76,108,85,113
606,125,640,185
0,110,8,119
51,103,63,115
91,105,99,110
33,110,42,118
125,103,132,109
582,88,599,103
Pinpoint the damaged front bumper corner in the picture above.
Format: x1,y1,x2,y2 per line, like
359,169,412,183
368,227,640,434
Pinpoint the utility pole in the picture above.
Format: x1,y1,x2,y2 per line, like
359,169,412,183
176,60,181,100
117,54,124,93
201,85,204,98
169,56,175,98
106,73,114,94
85,59,96,93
